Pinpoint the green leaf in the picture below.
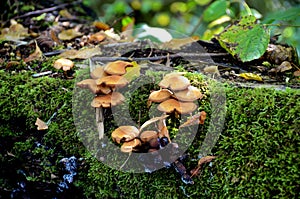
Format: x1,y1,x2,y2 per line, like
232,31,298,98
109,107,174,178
216,15,270,62
203,0,227,22
262,6,300,24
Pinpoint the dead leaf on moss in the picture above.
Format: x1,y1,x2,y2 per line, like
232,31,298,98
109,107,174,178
59,47,102,59
58,28,83,40
0,20,29,41
35,118,48,130
24,41,43,62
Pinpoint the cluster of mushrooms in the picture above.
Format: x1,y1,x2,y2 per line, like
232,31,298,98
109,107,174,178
111,72,204,153
76,60,134,139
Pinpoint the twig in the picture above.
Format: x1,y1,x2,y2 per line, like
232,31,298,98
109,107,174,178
12,0,82,19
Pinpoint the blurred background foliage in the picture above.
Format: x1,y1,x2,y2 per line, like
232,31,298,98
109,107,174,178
1,0,299,53
82,0,300,54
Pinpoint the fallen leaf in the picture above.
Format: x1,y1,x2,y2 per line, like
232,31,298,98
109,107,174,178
0,21,29,41
58,28,83,40
35,118,48,130
190,156,216,177
179,111,207,128
24,41,43,62
59,47,102,59
93,21,110,30
271,61,293,73
161,37,196,50
294,70,300,77
123,61,140,81
237,73,263,81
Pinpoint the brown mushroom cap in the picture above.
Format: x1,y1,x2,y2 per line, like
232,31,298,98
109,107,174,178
90,67,108,79
53,58,74,71
139,130,158,142
76,79,111,94
120,138,141,153
96,75,129,88
173,86,203,102
148,89,173,102
111,126,139,144
104,61,133,75
159,73,190,91
91,92,125,108
157,99,197,114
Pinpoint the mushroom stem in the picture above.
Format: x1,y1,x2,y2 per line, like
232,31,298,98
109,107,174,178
95,107,104,140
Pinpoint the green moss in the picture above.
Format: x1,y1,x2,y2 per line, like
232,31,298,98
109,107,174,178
0,69,299,198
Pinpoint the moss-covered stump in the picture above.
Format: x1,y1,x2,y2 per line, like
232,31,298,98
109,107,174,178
0,69,299,198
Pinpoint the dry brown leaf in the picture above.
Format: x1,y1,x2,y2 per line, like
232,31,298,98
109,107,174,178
58,28,83,40
59,47,102,59
24,41,43,62
0,20,29,41
190,156,216,177
35,118,48,130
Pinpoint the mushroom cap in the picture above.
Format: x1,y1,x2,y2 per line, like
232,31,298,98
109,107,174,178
96,75,129,88
157,99,197,114
90,67,107,79
120,138,141,153
104,61,133,75
159,73,190,91
53,58,74,71
91,92,125,108
173,86,203,102
139,130,158,142
111,126,139,144
76,79,111,94
148,89,173,102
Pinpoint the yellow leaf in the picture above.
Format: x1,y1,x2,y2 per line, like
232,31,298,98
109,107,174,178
58,29,83,40
237,73,263,81
123,61,140,81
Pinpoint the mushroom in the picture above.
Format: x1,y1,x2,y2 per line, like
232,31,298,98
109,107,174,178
104,60,133,75
173,86,203,102
96,75,129,88
111,126,139,144
148,89,173,103
120,138,141,153
91,92,125,108
157,99,197,114
159,73,190,91
90,67,107,79
54,58,74,71
139,130,158,142
76,79,111,94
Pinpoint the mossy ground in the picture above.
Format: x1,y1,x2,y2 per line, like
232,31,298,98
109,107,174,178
0,68,299,198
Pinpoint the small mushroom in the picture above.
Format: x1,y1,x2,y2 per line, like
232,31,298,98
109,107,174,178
111,126,139,144
120,138,141,153
53,58,74,71
148,89,173,103
91,92,125,108
90,67,108,79
96,75,129,88
139,130,158,142
157,99,197,114
76,79,111,94
104,60,133,75
173,86,203,102
159,73,190,91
